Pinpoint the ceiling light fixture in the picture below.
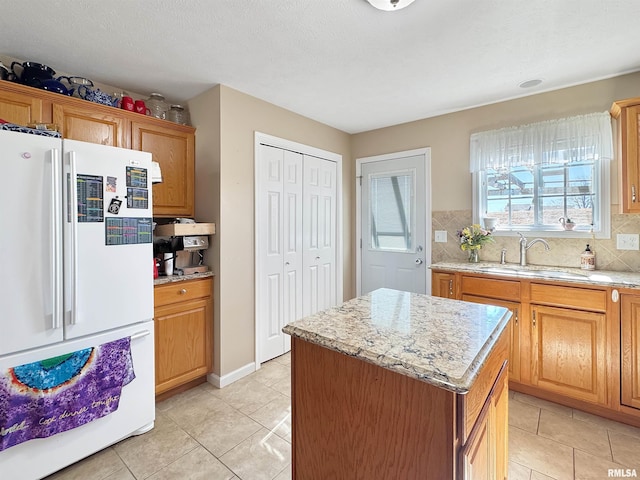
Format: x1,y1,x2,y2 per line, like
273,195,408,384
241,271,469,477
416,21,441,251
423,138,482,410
519,79,543,89
366,0,416,11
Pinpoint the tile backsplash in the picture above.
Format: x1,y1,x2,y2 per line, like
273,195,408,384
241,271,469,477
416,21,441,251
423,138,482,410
432,210,640,272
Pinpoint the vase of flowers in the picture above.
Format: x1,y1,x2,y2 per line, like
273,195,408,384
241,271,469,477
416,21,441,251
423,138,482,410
457,224,494,263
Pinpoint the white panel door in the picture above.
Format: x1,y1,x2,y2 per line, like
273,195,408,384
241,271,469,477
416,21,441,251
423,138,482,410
63,140,153,339
0,131,63,355
258,145,303,362
282,151,303,352
361,155,427,295
302,155,337,316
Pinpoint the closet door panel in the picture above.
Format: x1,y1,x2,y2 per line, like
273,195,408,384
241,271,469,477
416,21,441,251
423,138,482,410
283,150,303,352
303,156,337,316
258,146,285,362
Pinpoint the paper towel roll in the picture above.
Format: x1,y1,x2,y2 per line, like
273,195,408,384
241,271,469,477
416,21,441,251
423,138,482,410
164,253,174,276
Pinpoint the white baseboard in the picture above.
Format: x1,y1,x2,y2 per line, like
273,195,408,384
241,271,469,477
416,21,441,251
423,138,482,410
207,362,256,389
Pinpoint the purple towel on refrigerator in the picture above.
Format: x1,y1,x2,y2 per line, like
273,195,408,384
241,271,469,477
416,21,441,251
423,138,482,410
0,337,135,452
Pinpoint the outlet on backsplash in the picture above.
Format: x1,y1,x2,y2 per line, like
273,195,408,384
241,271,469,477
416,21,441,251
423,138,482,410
434,230,447,243
617,233,640,250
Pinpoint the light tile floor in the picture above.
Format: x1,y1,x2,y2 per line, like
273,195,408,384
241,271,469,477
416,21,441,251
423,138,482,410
47,352,640,479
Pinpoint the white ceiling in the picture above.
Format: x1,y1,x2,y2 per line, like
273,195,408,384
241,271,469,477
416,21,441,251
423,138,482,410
3,0,640,133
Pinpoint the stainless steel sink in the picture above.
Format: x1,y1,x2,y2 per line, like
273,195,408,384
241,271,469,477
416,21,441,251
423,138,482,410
477,266,589,280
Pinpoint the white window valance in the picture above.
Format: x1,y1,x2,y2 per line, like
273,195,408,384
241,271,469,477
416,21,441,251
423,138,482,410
470,112,613,173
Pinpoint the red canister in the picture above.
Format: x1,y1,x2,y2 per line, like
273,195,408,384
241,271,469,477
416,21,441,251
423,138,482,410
121,96,134,111
134,100,150,115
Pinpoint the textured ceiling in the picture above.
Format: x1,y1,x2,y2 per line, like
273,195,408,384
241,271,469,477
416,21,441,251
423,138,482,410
2,0,640,133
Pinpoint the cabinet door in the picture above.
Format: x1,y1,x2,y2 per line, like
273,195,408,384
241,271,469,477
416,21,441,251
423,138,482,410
131,121,195,217
0,88,43,124
432,272,456,298
462,295,521,383
154,296,213,394
620,105,640,213
53,103,128,147
531,305,607,404
462,405,492,480
621,295,640,410
492,369,509,480
461,365,508,480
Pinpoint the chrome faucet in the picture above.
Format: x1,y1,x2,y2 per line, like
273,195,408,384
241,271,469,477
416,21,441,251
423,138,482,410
517,232,550,266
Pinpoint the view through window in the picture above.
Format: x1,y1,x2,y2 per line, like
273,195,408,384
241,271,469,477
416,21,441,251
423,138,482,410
471,112,612,234
370,172,413,250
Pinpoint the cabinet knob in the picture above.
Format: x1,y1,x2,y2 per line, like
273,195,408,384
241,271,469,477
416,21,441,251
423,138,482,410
179,288,187,295
633,185,637,203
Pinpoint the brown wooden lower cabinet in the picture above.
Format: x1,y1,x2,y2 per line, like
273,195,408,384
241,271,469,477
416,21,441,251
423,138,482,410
461,365,508,480
291,332,509,479
621,294,640,410
432,269,640,427
433,271,457,298
153,277,213,395
530,304,607,405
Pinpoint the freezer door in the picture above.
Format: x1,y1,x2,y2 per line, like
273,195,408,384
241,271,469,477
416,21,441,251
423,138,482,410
0,131,64,355
0,321,155,480
63,140,153,339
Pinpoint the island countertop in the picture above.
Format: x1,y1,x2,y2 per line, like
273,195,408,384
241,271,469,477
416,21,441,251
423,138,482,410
282,288,511,394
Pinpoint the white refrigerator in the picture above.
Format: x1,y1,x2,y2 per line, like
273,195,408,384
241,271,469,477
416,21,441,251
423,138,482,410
0,129,155,479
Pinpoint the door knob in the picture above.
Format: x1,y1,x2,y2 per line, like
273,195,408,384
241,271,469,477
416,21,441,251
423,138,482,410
415,258,423,265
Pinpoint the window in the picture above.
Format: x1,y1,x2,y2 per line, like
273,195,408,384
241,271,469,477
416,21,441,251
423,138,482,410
470,112,613,237
369,171,414,251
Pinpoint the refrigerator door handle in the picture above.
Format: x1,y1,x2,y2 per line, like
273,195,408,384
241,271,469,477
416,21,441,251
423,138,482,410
130,330,151,341
51,148,63,330
69,151,79,325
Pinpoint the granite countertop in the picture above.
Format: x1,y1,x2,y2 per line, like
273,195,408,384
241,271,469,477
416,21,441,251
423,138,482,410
282,288,511,394
154,271,214,286
431,261,640,289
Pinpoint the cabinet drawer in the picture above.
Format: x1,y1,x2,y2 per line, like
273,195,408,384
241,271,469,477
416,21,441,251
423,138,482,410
154,278,212,307
461,276,520,301
530,283,607,312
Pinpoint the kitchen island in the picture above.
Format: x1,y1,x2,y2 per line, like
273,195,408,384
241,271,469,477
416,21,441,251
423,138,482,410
283,288,512,480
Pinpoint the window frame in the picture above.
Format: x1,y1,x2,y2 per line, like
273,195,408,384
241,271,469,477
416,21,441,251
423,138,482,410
472,157,610,239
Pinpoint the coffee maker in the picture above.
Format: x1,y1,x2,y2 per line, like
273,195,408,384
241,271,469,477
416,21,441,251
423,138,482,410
153,222,215,276
178,236,209,274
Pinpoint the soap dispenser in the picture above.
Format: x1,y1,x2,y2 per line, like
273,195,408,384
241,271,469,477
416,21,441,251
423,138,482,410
580,244,595,270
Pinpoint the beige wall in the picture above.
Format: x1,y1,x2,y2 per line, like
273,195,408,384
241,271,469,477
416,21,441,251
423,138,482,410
190,85,351,377
191,72,640,380
352,71,640,212
189,85,222,371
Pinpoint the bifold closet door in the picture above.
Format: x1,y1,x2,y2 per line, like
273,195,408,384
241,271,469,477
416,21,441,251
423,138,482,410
257,146,338,363
302,155,337,316
258,146,303,362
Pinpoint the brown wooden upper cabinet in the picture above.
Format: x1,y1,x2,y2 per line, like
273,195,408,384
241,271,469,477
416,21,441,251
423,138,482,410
131,120,195,218
53,102,128,147
0,87,43,125
0,81,196,218
611,98,640,213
